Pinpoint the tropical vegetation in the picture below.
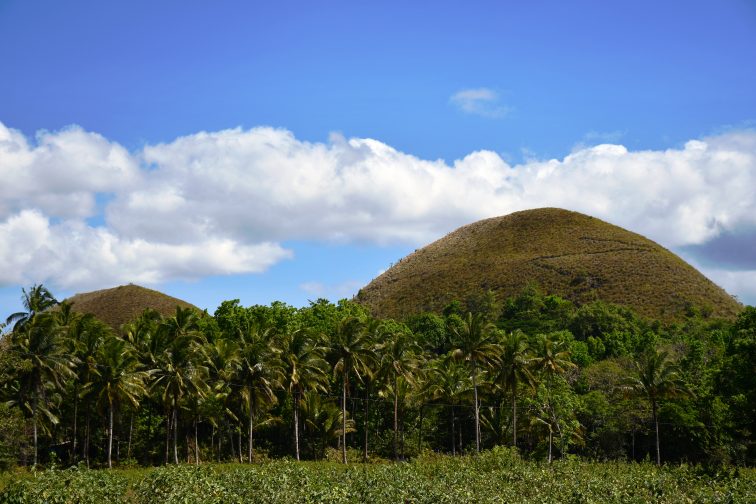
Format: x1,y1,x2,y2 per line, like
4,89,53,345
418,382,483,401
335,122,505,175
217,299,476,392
0,283,754,475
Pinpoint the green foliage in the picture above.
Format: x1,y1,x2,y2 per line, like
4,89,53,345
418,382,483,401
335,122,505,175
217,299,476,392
2,456,754,503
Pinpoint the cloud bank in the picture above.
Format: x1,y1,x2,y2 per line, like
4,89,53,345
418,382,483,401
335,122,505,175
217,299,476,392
1,121,755,301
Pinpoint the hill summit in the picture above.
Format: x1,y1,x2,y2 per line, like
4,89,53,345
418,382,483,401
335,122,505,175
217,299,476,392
355,208,741,321
64,284,198,330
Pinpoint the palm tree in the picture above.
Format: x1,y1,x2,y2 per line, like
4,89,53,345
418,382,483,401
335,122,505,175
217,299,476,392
86,336,151,468
329,315,375,463
532,333,575,462
622,349,692,465
201,337,241,462
64,313,107,465
5,284,58,332
151,307,207,464
494,330,535,448
451,312,501,452
236,323,282,463
423,355,472,455
377,325,419,460
7,312,75,465
278,327,328,460
301,391,355,459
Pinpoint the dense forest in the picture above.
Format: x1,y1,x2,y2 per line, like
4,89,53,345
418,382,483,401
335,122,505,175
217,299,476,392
0,284,753,470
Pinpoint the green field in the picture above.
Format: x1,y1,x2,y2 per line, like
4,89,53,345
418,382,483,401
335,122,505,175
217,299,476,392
1,449,754,504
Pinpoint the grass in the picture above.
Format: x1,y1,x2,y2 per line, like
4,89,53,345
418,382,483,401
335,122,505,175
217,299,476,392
62,284,197,331
356,208,742,322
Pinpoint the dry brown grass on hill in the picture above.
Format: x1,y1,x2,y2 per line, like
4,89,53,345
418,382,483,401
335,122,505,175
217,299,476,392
64,284,198,331
355,208,742,322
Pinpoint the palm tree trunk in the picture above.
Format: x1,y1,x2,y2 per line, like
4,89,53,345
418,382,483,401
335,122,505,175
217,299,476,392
127,413,133,460
473,363,480,453
417,405,424,453
248,391,254,463
393,377,399,461
363,383,370,462
172,407,179,464
252,415,255,464
32,398,38,466
341,373,347,464
237,428,242,463
107,402,114,469
165,412,170,464
653,401,660,466
512,389,517,448
72,385,78,464
450,406,456,456
294,392,300,461
548,427,552,463
85,408,91,468
194,418,199,465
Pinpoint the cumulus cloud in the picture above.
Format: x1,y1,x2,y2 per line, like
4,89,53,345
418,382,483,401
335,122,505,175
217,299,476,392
1,120,755,301
450,88,510,118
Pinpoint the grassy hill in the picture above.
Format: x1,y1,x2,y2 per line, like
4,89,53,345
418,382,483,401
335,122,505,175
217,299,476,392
64,284,198,330
355,208,742,321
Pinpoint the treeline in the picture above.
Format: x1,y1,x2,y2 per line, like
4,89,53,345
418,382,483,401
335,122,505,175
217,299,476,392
0,285,753,469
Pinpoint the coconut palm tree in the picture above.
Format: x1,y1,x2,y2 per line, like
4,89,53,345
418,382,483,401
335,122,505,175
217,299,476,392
201,337,241,461
423,355,472,455
328,315,375,463
376,324,419,460
86,336,151,468
451,312,501,452
235,323,283,463
493,330,535,448
301,391,355,459
532,333,576,462
7,312,75,465
5,284,58,332
278,327,328,460
151,307,207,464
622,349,692,465
65,313,108,465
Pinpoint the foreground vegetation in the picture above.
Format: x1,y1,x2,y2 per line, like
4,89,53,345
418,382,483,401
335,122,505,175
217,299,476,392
0,282,754,472
2,449,754,503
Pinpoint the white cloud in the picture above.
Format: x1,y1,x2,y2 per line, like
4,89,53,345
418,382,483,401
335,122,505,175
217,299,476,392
0,123,139,219
450,88,510,118
1,120,756,302
0,209,291,290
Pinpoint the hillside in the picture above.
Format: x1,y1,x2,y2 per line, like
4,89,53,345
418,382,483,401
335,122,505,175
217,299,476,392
64,284,198,330
355,208,742,321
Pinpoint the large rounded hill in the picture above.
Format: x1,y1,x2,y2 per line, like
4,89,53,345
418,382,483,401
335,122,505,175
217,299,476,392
64,284,198,330
355,208,741,322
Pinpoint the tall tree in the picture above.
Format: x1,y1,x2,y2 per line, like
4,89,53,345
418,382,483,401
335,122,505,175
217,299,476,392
451,312,501,452
278,327,328,460
493,330,535,448
622,349,692,465
151,307,207,464
236,323,282,463
329,315,375,463
7,312,74,465
377,323,419,460
86,336,151,468
532,333,576,462
423,355,472,455
5,284,58,332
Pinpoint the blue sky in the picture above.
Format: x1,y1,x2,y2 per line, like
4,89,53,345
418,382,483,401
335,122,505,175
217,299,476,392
1,0,755,316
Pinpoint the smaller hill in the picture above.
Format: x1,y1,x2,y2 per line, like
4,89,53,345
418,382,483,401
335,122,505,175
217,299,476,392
64,284,198,330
